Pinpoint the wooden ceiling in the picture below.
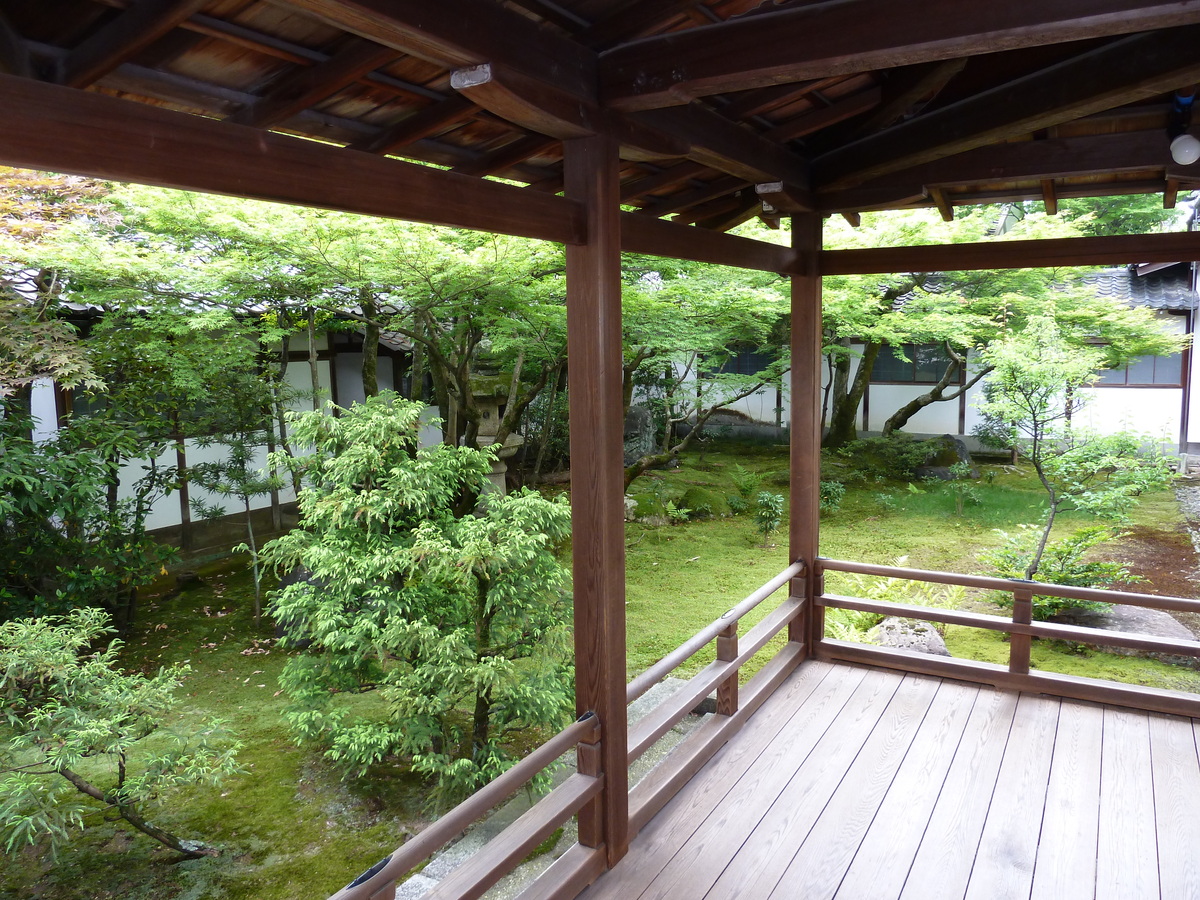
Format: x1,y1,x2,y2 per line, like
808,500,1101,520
4,0,1200,258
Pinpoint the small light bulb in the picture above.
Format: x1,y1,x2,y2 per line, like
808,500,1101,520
1171,134,1200,165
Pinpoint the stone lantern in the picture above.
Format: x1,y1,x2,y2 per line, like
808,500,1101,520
470,350,524,495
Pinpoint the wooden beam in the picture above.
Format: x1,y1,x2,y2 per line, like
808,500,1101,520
0,10,32,78
599,0,1200,110
620,212,799,272
821,231,1200,275
453,133,560,178
716,78,839,123
761,88,882,144
0,73,583,245
1165,178,1180,210
450,63,686,160
756,181,814,213
284,0,595,101
635,103,811,189
60,0,209,88
814,28,1200,190
347,95,477,155
563,132,629,868
227,37,400,128
790,213,822,646
1041,179,1059,215
929,186,954,222
619,160,707,202
692,193,762,232
853,59,967,136
636,175,747,217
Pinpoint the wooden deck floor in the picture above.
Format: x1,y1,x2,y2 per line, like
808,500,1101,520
580,660,1200,900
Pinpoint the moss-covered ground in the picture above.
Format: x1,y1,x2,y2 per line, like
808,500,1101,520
4,440,1197,898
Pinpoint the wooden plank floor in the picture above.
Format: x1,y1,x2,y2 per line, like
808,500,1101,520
579,660,1200,900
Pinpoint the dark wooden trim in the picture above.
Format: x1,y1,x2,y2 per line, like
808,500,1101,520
0,74,584,245
620,213,798,273
790,214,823,647
818,640,1200,718
820,231,1200,275
813,27,1200,190
564,133,629,867
0,10,32,78
60,0,209,88
627,597,804,761
348,95,477,155
284,0,595,101
626,641,805,835
599,0,1200,109
227,37,401,128
420,774,604,900
626,561,804,703
516,843,608,900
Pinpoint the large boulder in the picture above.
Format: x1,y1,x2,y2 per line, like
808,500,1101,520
915,434,978,481
873,617,951,656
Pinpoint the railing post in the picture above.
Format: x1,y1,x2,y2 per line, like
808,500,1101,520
1010,583,1034,675
575,717,603,848
716,622,739,716
812,563,826,649
789,212,823,650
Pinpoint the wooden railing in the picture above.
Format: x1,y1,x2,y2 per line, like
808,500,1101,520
328,560,808,900
816,557,1200,718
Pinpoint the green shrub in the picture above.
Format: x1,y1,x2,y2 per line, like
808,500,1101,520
980,525,1137,619
837,434,937,481
754,491,784,546
819,480,846,513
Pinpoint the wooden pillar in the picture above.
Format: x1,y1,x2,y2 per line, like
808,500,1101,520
789,213,823,648
563,132,629,866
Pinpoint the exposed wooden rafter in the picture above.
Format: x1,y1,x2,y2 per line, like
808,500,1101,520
283,0,596,99
813,27,1200,190
0,10,32,78
59,0,209,88
347,95,477,155
599,0,1200,110
227,37,400,128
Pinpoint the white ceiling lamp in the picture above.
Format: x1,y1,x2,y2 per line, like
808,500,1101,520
1171,133,1200,165
1170,88,1199,165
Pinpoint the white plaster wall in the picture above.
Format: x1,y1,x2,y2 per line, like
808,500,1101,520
29,378,58,443
863,384,961,434
1075,387,1183,449
334,354,394,406
284,358,332,412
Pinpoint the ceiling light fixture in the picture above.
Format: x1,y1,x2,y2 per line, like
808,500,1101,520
1169,88,1199,165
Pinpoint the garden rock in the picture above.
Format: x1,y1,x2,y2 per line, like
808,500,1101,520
915,434,978,480
873,617,950,657
1051,603,1199,667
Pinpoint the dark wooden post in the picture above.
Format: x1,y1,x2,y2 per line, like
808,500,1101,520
716,623,739,715
563,132,629,866
789,213,823,649
1010,584,1034,675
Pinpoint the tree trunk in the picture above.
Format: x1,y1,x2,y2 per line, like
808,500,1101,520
307,307,321,411
58,766,216,858
471,575,493,758
823,341,881,449
360,291,380,398
881,350,992,436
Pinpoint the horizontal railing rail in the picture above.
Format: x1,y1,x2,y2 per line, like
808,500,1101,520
329,560,811,900
816,556,1200,718
625,560,805,704
331,713,600,900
